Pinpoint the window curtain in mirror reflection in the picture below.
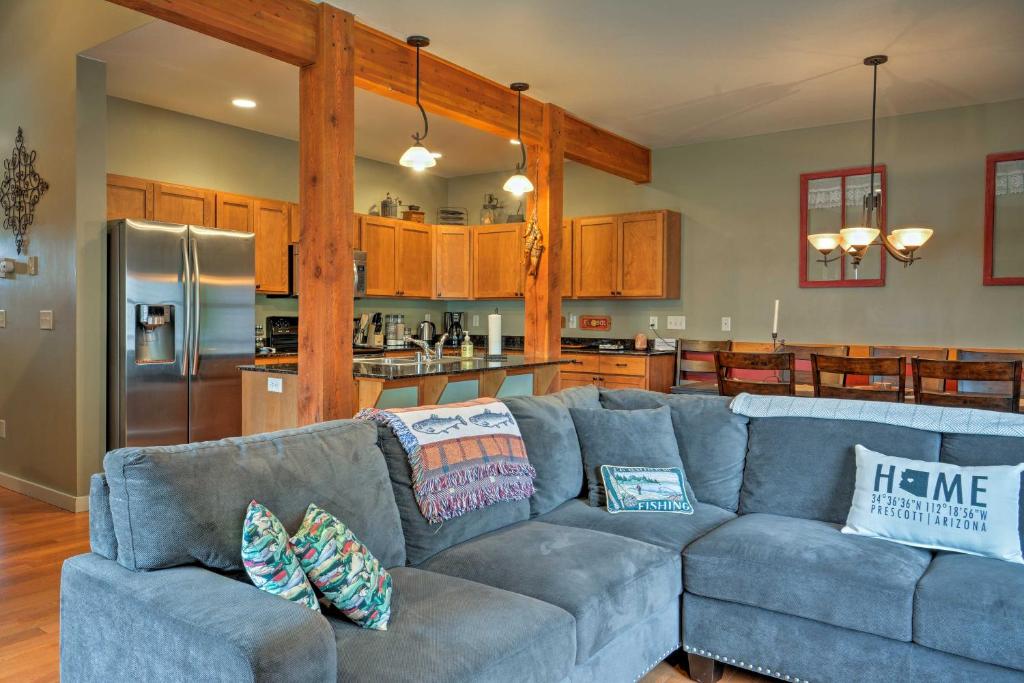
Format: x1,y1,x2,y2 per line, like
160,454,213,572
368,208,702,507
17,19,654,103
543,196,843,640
806,176,876,210
995,161,1024,196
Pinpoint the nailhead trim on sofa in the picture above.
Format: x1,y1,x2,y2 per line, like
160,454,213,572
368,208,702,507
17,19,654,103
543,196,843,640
632,642,681,683
683,644,812,682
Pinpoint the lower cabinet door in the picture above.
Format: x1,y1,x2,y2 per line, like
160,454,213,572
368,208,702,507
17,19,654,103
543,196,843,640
560,371,599,388
600,375,647,390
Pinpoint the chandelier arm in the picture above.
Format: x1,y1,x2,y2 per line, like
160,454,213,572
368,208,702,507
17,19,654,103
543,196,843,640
877,236,913,263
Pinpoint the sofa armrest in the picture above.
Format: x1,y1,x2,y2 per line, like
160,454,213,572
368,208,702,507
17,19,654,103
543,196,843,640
60,553,336,683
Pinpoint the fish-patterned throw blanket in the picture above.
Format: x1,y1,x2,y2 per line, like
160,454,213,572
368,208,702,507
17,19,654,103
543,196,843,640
357,398,536,523
730,393,1024,438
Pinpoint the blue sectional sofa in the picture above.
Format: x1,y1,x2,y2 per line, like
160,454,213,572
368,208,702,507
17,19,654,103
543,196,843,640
60,387,1024,682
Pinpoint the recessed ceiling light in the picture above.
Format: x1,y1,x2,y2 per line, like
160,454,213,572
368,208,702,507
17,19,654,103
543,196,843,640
232,98,257,109
509,139,521,145
431,152,443,158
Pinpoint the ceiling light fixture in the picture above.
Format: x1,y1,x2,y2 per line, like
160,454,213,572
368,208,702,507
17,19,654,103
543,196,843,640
398,35,437,172
808,55,933,275
502,82,534,197
231,98,257,109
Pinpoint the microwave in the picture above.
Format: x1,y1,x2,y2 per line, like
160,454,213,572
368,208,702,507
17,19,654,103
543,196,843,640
289,246,366,299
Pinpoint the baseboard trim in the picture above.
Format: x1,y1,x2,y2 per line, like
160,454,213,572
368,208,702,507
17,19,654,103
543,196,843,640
0,472,89,512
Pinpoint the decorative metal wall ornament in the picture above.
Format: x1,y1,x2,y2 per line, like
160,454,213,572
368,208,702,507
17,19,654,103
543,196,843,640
1,127,49,254
523,210,545,278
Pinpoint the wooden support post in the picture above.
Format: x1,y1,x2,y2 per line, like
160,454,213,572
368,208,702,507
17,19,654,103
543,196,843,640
524,103,565,367
298,5,355,423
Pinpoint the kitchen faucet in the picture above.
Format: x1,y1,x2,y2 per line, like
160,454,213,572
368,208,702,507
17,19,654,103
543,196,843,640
404,334,448,361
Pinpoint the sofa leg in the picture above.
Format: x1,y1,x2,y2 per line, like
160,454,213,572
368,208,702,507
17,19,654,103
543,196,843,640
686,654,724,683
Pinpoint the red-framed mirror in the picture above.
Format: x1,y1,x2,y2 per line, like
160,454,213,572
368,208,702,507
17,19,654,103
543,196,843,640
799,165,886,288
984,150,1024,286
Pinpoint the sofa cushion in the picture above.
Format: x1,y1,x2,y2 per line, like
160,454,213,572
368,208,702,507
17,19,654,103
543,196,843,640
330,566,576,683
600,390,749,511
503,393,584,517
684,513,932,641
914,552,1024,672
538,497,734,553
739,417,941,523
104,420,406,572
570,405,689,507
418,520,681,663
88,473,117,560
376,424,529,566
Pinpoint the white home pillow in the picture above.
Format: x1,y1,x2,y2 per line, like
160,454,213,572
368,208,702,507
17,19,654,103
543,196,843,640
843,445,1024,564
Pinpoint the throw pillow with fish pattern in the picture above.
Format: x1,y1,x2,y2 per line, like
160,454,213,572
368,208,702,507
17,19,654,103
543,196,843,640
290,503,393,630
241,500,319,611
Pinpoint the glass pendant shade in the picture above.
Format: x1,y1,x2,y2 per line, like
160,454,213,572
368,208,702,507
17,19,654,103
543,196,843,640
839,226,880,248
807,233,841,253
399,143,436,171
890,227,933,249
503,172,534,197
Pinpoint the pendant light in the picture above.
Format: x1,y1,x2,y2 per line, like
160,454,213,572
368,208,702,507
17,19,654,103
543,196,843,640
398,36,437,172
503,82,534,197
808,55,933,273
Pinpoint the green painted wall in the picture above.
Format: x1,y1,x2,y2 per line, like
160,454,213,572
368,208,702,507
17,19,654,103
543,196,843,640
447,99,1024,348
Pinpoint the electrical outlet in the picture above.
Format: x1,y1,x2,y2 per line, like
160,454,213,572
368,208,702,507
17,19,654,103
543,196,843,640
27,256,38,276
267,377,283,393
0,309,5,329
40,310,54,330
568,314,578,329
424,313,431,322
667,315,685,330
471,314,480,328
649,316,658,330
721,316,732,332
0,419,5,439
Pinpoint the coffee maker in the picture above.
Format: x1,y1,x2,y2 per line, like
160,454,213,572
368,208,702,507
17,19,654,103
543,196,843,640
443,312,464,347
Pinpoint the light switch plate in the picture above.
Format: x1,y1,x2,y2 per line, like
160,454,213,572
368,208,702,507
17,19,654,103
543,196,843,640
424,313,431,322
267,377,283,393
0,310,5,329
40,310,54,330
568,313,578,329
721,316,732,332
667,315,685,330
27,256,38,275
471,314,480,327
0,419,5,439
649,316,658,330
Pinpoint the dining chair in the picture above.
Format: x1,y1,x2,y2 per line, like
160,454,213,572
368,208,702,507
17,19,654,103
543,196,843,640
676,339,732,384
777,344,849,386
811,354,905,402
955,349,1024,395
912,358,1022,413
869,346,949,393
714,351,796,397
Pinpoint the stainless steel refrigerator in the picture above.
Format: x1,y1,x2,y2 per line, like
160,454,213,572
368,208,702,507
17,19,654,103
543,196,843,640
108,219,255,449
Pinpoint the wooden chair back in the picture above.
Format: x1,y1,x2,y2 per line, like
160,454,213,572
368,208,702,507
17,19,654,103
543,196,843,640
955,350,1024,394
811,354,905,402
714,351,796,397
870,346,949,392
676,339,732,383
777,344,849,385
912,359,1022,413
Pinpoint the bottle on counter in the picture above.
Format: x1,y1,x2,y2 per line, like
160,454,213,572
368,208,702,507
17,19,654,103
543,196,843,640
461,332,474,358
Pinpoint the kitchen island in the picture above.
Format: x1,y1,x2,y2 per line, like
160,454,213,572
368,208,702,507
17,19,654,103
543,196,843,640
239,355,564,436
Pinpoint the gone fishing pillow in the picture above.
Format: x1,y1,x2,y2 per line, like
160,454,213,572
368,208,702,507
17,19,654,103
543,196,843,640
601,466,693,514
843,445,1024,564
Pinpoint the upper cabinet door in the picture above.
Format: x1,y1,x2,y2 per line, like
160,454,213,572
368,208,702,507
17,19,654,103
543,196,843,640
254,199,290,294
574,216,618,297
618,212,665,297
397,222,433,298
153,182,215,226
361,216,399,296
561,220,574,298
473,223,523,298
288,203,300,244
215,193,255,232
107,174,153,220
434,226,472,299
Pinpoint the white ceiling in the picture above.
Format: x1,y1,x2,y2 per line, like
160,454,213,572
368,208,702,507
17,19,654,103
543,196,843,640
85,0,1024,168
82,22,518,178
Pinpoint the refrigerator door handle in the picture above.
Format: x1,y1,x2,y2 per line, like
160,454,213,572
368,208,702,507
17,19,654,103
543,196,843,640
190,237,202,376
181,237,192,377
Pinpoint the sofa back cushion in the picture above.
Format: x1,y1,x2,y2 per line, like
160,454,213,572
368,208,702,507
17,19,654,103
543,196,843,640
599,390,749,511
505,385,601,517
89,473,117,560
104,420,406,572
739,417,941,523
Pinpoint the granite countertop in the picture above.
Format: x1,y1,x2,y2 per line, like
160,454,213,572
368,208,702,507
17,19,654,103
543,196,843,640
240,355,565,380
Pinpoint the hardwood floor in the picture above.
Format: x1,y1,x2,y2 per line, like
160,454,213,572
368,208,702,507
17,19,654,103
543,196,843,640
0,485,768,683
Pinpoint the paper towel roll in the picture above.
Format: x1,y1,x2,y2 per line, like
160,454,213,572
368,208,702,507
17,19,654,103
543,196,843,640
487,313,502,356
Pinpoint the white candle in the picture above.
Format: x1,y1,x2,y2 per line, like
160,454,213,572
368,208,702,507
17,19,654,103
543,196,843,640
772,299,780,335
488,312,502,356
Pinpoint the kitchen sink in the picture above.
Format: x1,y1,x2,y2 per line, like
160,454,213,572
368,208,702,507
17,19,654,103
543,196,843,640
353,356,472,368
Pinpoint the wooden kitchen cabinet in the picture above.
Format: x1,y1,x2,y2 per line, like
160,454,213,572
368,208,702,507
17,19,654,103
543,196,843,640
560,352,675,392
472,223,524,299
561,220,573,298
153,182,215,226
573,210,680,299
215,192,255,232
254,199,291,294
289,203,300,244
434,225,472,299
107,174,153,220
360,215,433,298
